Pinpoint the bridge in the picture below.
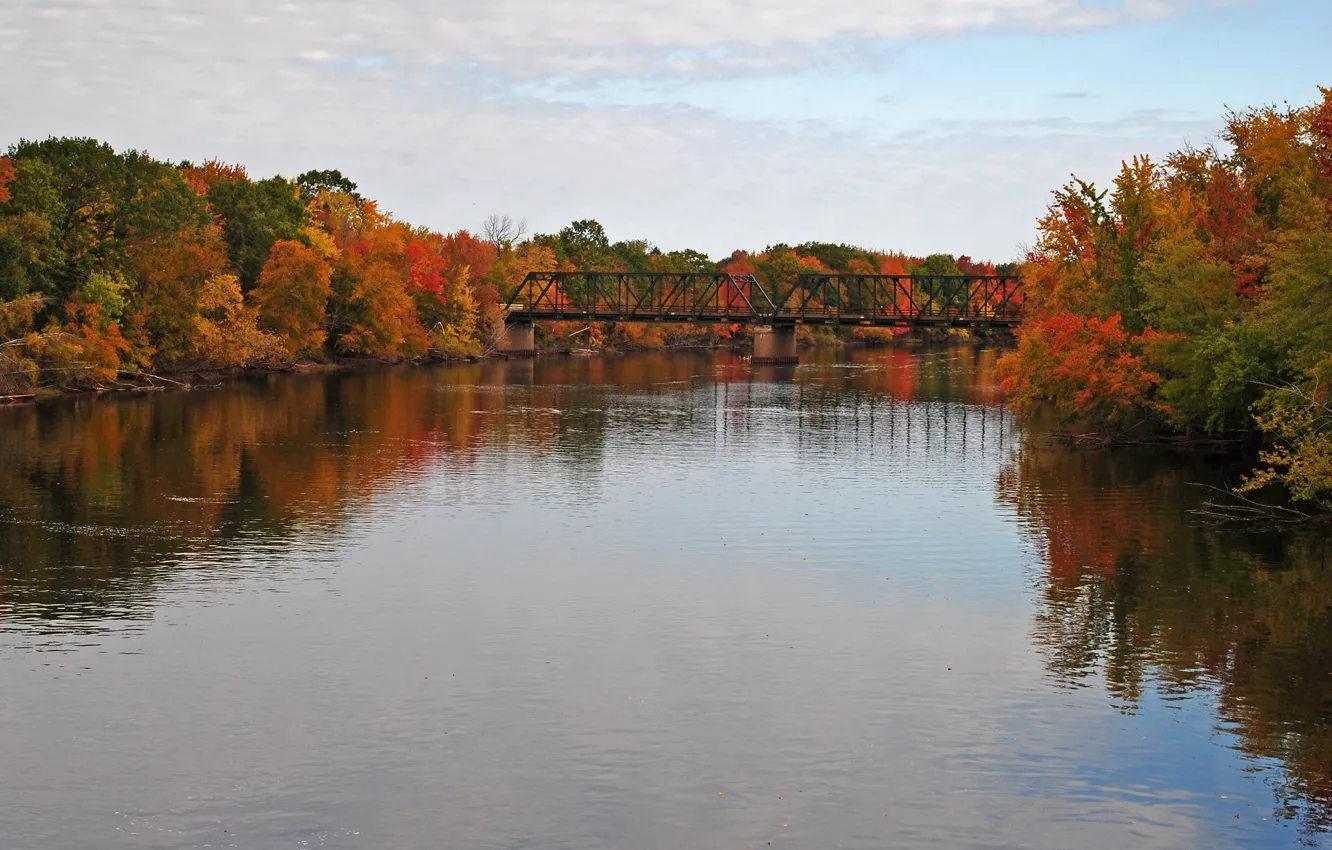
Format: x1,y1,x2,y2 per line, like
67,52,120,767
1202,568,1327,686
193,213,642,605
501,271,1023,363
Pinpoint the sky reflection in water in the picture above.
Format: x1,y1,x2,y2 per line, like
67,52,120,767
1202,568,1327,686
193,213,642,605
0,346,1328,849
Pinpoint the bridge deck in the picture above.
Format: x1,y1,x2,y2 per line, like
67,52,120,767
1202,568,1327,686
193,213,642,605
504,271,1024,327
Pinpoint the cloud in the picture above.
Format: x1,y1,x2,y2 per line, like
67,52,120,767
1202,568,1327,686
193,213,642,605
1,0,1247,82
0,0,1245,261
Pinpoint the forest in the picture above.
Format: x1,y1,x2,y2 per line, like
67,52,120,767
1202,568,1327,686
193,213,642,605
0,137,994,400
998,86,1332,513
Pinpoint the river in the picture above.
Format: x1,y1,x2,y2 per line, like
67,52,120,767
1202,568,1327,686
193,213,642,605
1,345,1328,849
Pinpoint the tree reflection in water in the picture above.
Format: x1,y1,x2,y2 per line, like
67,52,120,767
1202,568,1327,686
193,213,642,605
1001,438,1332,838
5,346,1330,842
0,347,1004,634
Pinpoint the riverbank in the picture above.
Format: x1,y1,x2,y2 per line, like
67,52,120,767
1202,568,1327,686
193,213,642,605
0,341,745,406
0,355,453,406
998,89,1332,519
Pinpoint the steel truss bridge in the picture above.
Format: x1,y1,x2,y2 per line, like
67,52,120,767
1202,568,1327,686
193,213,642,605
504,271,1024,328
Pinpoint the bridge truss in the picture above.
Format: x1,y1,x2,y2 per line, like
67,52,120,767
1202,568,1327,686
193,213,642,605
505,272,1023,328
505,272,774,324
778,274,1024,326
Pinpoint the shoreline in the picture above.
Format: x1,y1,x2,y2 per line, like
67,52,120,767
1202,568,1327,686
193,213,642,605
1,343,749,407
0,333,997,407
4,340,1322,526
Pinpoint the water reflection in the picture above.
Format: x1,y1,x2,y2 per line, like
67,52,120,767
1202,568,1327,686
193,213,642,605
0,348,1010,634
1,344,1328,848
1002,438,1332,838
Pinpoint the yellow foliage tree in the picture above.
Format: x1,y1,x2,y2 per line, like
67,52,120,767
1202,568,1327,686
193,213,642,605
194,273,283,367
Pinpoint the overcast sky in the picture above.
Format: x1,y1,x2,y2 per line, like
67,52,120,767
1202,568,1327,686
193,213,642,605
2,0,1328,260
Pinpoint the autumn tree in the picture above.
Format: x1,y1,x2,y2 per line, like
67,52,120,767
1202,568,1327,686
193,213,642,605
251,239,332,357
335,257,426,357
193,272,283,366
125,224,230,367
998,312,1170,426
0,158,14,203
202,171,310,290
1000,87,1332,513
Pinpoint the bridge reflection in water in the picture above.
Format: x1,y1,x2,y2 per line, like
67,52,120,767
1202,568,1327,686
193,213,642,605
501,272,1025,362
5,348,1332,842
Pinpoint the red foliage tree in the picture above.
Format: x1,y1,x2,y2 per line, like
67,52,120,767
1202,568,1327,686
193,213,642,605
439,230,497,284
0,158,15,204
998,312,1172,425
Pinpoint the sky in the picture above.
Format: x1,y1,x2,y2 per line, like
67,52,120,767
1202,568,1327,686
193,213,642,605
2,0,1329,261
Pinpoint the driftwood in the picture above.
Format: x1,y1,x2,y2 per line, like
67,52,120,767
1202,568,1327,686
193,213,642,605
1188,482,1328,526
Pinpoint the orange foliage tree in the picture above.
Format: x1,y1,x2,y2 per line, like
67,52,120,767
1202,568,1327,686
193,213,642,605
336,257,427,356
251,240,332,357
125,225,231,366
999,312,1171,426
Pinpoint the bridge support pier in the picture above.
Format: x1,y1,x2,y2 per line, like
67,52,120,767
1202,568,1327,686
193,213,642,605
752,325,798,365
497,322,536,357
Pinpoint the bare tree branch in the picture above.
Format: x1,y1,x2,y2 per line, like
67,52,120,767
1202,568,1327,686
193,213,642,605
481,214,527,246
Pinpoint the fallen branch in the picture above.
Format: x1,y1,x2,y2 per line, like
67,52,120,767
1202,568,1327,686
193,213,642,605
1187,481,1322,525
117,370,192,389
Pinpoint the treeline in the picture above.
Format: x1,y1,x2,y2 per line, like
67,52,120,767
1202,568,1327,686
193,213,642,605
0,136,1001,396
0,138,537,395
999,87,1332,511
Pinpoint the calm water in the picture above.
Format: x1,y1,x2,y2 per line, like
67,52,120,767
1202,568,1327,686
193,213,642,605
1,346,1329,849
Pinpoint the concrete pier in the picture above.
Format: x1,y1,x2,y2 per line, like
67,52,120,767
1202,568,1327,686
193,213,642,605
752,325,798,364
496,322,536,357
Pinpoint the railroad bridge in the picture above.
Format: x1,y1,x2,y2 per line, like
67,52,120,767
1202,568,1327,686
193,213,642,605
501,271,1023,363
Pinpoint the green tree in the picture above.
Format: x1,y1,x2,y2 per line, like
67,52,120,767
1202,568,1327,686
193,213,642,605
794,242,872,272
206,175,310,291
656,249,715,273
912,253,963,311
8,138,208,300
296,169,359,202
555,219,612,269
610,239,654,272
0,158,62,300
